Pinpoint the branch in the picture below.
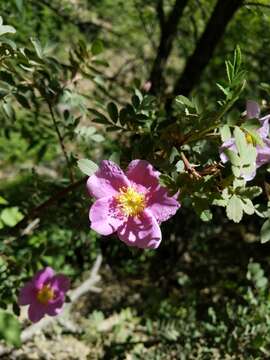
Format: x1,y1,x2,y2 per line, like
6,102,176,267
244,2,270,9
0,255,102,356
48,103,74,183
181,152,201,179
9,176,87,236
170,0,243,101
149,0,190,94
156,0,165,31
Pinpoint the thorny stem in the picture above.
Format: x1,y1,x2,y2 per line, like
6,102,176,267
181,152,201,179
48,102,74,183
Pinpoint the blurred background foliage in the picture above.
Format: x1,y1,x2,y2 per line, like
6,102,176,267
1,0,270,358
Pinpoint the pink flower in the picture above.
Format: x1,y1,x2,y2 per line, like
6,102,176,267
87,160,180,249
18,267,70,323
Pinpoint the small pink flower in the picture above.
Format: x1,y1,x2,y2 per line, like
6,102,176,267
18,267,70,323
142,81,152,92
87,160,180,249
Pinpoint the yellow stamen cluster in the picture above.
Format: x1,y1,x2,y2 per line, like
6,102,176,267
116,187,146,217
245,133,254,145
37,285,55,304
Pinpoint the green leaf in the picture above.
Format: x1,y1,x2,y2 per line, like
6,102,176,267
88,108,109,123
216,83,230,96
241,198,254,215
169,147,179,163
234,126,247,159
224,149,241,166
134,88,143,103
200,209,213,222
30,38,43,58
77,159,98,176
0,310,21,347
0,17,16,36
176,160,185,172
91,134,104,143
14,93,31,109
15,0,24,13
131,95,140,109
0,196,8,205
233,45,242,74
175,95,194,108
92,117,109,125
0,71,15,86
261,219,270,243
109,152,121,165
2,102,15,121
238,186,262,199
226,195,243,223
227,110,240,126
242,118,261,132
91,39,104,55
220,124,231,142
0,207,23,227
107,102,118,123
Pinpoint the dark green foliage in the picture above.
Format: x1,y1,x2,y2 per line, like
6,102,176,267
1,1,270,357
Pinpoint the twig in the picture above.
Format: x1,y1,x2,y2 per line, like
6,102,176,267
181,152,201,179
0,255,102,356
48,103,74,183
9,176,87,235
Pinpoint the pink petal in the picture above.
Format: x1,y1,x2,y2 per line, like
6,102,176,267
46,298,64,316
256,138,270,167
117,210,161,249
87,160,130,199
219,138,236,163
246,100,260,119
90,196,124,236
243,170,256,182
33,267,54,289
258,115,270,139
147,187,180,223
126,160,160,190
51,275,70,293
18,282,36,306
28,303,46,323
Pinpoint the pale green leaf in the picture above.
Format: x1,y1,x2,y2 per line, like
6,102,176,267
261,219,270,244
0,207,23,227
0,310,21,347
109,152,120,165
220,124,231,142
226,195,243,223
77,159,98,176
241,198,254,215
0,17,16,36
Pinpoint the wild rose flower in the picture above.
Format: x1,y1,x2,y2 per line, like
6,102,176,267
18,267,70,323
220,100,270,180
87,160,180,249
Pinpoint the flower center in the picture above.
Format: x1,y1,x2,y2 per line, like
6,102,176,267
116,187,146,217
245,132,254,145
37,285,55,304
